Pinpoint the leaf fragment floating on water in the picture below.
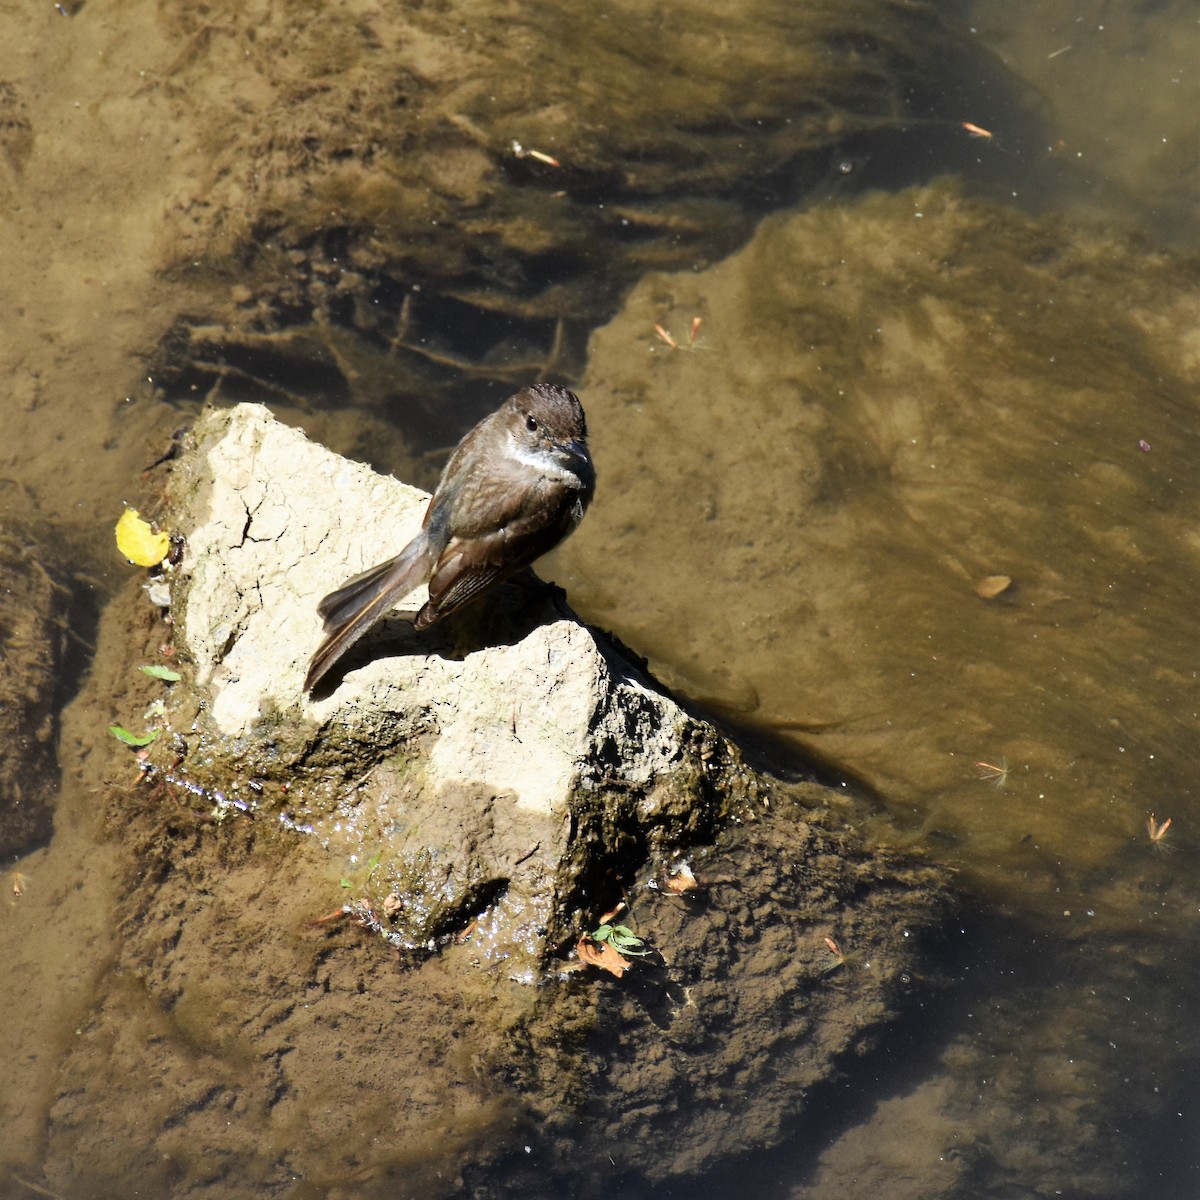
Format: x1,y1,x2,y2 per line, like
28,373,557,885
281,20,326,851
974,574,1012,600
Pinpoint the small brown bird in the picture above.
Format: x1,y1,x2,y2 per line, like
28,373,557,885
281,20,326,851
305,383,595,692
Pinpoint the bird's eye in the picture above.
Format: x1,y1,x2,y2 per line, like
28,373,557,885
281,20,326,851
525,415,539,432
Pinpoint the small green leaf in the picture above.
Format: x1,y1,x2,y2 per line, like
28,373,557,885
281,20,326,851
591,923,651,956
589,922,651,954
140,664,182,682
366,852,382,876
109,725,160,747
339,877,352,889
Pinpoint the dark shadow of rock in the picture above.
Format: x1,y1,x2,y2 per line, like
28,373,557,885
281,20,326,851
0,520,73,858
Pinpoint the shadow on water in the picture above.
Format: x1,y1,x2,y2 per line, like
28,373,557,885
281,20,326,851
143,6,1064,472
630,905,1015,1200
485,893,1200,1200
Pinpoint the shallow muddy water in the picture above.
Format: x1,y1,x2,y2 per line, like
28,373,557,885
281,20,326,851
1,0,1198,1196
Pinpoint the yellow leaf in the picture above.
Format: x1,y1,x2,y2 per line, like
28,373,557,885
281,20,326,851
116,507,170,567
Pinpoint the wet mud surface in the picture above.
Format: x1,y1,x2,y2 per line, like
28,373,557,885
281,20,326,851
22,578,953,1199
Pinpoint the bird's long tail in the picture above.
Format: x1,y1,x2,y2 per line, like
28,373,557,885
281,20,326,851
304,536,434,692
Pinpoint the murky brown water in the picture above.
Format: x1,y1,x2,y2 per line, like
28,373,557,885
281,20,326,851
1,0,1198,1195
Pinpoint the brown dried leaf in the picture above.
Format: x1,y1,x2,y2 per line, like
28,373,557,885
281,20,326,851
974,574,1012,599
664,863,699,893
577,936,631,979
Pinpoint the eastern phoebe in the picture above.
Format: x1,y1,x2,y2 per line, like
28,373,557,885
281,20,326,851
305,383,595,692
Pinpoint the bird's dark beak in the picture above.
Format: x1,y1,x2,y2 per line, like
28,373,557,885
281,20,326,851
559,438,590,464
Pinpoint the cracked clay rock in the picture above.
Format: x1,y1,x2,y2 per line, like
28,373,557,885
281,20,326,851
162,403,736,967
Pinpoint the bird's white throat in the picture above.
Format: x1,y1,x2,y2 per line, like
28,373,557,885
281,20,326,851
506,431,585,484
